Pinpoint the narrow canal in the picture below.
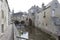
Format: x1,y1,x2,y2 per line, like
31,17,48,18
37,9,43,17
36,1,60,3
16,24,56,40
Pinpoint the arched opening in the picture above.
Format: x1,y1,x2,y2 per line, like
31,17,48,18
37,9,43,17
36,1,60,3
20,21,25,24
14,20,20,26
29,18,32,26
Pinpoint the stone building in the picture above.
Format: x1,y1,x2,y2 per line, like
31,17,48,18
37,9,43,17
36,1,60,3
28,5,41,26
35,0,60,40
11,12,28,25
0,0,10,35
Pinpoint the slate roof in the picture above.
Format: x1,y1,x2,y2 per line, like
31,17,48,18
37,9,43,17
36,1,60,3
12,12,23,16
28,5,41,13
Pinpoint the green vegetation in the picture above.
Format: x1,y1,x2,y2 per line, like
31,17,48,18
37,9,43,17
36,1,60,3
18,30,23,36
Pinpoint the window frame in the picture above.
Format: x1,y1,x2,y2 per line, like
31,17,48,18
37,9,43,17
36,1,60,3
1,24,4,33
43,12,46,18
1,10,4,18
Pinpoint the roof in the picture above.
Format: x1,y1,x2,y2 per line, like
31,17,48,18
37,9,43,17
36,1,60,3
12,12,23,16
46,0,59,8
6,0,10,12
28,5,41,13
41,0,59,11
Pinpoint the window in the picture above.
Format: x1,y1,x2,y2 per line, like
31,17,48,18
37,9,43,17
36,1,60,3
1,24,4,33
32,13,34,15
55,3,58,8
43,12,46,18
1,10,4,18
51,9,55,17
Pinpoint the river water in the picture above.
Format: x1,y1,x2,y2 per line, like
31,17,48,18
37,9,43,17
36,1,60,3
16,25,56,40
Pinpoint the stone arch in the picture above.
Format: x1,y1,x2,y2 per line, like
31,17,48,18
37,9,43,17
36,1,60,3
20,20,25,24
14,20,20,25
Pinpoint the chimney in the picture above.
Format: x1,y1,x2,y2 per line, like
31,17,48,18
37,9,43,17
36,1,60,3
42,3,45,10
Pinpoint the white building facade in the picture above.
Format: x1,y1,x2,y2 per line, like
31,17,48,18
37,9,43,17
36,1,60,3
35,0,60,40
0,0,11,40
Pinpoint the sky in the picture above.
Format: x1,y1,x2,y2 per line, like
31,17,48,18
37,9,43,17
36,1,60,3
8,0,60,13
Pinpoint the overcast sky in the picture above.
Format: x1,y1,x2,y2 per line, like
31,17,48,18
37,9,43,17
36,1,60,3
8,0,60,13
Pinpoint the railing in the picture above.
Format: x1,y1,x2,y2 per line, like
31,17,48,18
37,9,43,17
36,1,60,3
13,23,19,40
